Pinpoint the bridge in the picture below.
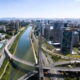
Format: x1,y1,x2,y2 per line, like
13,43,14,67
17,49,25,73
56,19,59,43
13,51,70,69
4,36,36,68
53,60,80,67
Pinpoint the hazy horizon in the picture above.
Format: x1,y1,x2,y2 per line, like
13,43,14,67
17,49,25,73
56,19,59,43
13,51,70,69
0,0,80,18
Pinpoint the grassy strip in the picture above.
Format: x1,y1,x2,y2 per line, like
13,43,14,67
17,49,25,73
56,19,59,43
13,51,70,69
0,62,10,80
10,29,25,53
42,37,54,51
0,26,28,80
30,35,38,64
0,58,11,80
51,54,68,62
0,58,7,75
66,54,80,58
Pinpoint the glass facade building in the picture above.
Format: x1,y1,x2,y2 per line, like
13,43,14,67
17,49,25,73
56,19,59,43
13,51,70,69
61,30,73,54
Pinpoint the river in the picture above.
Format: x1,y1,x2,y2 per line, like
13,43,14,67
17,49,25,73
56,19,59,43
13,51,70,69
10,26,35,80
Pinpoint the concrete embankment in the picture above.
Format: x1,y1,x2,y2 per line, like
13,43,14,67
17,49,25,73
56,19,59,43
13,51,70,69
31,31,38,54
30,31,38,64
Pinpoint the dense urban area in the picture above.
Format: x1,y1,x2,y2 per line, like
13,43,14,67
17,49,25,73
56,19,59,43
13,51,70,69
0,18,80,80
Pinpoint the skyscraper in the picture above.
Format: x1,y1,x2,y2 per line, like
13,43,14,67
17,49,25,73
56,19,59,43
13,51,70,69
61,28,73,54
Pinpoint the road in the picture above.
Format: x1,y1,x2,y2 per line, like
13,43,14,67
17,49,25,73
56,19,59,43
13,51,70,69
18,71,38,80
0,53,5,67
0,40,8,68
52,60,80,67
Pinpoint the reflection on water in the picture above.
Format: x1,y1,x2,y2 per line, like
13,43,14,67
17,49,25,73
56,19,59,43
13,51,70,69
10,26,35,80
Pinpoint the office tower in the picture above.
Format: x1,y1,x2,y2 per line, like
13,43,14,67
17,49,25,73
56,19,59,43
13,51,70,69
44,24,50,40
61,28,73,54
52,21,64,43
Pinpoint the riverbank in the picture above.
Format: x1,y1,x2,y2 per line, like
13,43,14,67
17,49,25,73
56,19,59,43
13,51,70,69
0,26,28,80
30,32,38,64
10,27,26,54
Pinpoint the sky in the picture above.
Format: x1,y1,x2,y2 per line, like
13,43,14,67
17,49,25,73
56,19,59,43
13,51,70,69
0,0,80,18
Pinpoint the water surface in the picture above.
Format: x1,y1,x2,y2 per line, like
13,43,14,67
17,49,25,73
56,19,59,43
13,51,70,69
10,26,35,80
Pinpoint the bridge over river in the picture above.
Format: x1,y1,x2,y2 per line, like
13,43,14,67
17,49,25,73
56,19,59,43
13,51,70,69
4,32,80,72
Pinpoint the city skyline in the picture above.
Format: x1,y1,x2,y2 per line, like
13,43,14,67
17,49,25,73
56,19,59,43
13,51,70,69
0,0,80,18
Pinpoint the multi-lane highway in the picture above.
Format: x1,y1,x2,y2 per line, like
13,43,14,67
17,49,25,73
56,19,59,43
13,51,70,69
18,71,38,80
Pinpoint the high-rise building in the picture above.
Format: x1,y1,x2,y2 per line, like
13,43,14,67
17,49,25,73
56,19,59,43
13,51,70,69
61,28,73,54
43,21,64,43
73,31,79,46
44,24,50,40
52,21,64,43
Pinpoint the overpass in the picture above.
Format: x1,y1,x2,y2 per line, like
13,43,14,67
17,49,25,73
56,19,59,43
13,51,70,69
53,60,80,67
4,36,36,68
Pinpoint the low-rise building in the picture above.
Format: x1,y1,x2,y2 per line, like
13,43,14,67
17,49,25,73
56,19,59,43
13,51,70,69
0,33,6,40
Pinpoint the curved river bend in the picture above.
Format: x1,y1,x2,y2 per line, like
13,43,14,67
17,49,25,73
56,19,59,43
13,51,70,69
10,26,35,80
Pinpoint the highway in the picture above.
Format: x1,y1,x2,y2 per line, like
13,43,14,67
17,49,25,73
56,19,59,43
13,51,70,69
43,51,59,80
32,32,58,80
4,32,80,80
0,40,8,68
18,71,38,80
52,60,80,67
